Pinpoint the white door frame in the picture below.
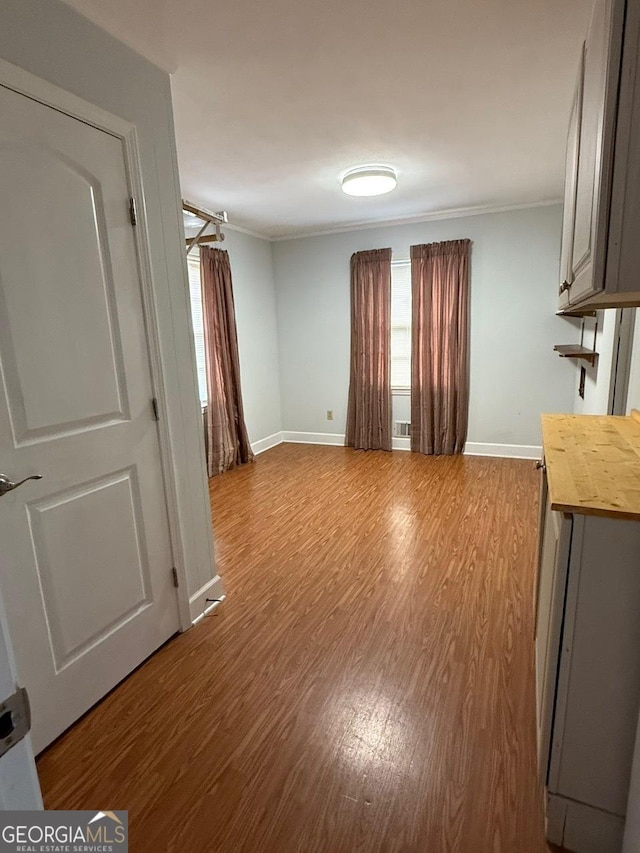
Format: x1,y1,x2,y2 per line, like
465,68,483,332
0,57,197,630
0,580,42,809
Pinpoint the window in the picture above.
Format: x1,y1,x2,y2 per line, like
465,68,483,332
187,252,208,405
391,261,411,389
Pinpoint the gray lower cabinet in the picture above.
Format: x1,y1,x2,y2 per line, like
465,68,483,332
536,473,640,852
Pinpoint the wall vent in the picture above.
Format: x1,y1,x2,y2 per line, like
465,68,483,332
394,421,411,438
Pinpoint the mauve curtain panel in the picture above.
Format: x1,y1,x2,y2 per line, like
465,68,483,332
200,247,254,476
410,239,471,456
346,248,392,451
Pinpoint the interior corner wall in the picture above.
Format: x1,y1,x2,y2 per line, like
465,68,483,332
221,229,283,449
0,0,222,621
570,309,620,416
272,205,576,451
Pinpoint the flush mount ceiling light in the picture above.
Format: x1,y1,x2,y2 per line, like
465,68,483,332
341,165,397,197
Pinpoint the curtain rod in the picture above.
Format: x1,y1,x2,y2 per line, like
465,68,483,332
183,199,228,225
183,199,228,254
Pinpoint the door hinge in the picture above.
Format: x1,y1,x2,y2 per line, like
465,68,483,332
128,197,137,227
151,397,159,421
172,567,179,588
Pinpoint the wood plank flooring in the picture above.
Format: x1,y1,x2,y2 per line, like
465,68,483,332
38,444,554,852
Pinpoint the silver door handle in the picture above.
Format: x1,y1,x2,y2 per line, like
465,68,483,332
0,474,43,497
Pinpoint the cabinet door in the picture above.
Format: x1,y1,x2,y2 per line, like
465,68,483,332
558,49,584,313
535,496,572,782
565,0,622,308
550,516,640,816
605,0,640,303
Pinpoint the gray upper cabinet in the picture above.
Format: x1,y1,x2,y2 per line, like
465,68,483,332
559,0,639,313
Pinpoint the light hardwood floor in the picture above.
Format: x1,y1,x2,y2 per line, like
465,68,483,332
38,444,555,852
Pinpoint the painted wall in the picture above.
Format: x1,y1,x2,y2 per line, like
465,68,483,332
272,205,575,451
0,0,221,619
222,229,282,447
570,311,618,416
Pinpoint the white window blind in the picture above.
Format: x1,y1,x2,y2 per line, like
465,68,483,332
391,261,411,389
187,253,208,404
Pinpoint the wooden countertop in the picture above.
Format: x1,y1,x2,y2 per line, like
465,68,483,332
541,412,640,521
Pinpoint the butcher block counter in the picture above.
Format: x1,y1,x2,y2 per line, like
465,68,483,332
541,412,640,521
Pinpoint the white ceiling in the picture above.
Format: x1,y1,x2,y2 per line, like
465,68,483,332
63,0,592,239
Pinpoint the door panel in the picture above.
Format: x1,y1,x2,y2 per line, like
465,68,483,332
572,27,598,281
28,468,152,670
558,48,584,312
0,83,179,752
0,146,127,442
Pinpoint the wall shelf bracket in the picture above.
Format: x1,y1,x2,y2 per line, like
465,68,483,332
554,315,599,366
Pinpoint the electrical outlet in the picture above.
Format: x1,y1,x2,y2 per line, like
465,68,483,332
326,410,334,421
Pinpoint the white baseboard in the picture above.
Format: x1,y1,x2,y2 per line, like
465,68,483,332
281,431,541,460
251,431,284,455
392,436,411,451
282,431,346,446
189,575,225,624
546,792,624,853
464,442,542,460
192,594,226,625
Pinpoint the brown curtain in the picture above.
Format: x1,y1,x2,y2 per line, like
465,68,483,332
410,240,471,456
201,247,254,476
346,248,392,451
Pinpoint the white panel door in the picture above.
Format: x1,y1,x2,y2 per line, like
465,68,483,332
0,83,180,753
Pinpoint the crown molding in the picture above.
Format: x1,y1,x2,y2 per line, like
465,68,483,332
269,198,563,242
223,220,273,241
183,194,272,241
183,197,563,244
